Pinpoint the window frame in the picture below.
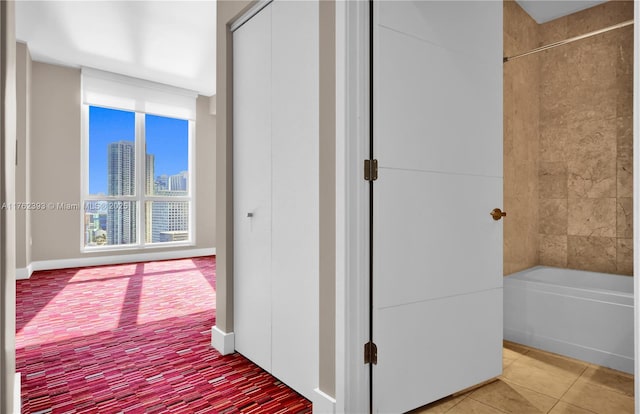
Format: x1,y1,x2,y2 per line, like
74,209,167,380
81,105,195,252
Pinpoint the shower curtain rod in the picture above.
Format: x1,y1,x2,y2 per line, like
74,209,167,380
503,19,634,63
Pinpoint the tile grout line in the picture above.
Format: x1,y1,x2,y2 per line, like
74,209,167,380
443,393,470,413
460,396,510,414
499,365,583,402
554,363,590,410
581,363,635,398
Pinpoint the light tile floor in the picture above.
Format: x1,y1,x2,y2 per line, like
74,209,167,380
410,341,634,414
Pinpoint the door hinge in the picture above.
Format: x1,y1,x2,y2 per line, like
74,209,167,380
364,159,378,181
364,341,378,365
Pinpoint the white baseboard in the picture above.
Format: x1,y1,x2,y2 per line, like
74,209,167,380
211,325,235,355
313,388,336,414
15,264,33,280
16,248,216,279
14,372,21,414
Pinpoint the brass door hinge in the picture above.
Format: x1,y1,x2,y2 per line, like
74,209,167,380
364,159,378,181
364,341,378,365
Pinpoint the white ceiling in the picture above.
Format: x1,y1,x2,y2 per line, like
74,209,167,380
15,0,609,95
16,1,217,96
515,0,608,24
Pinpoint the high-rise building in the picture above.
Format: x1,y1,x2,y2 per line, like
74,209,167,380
145,153,155,243
169,171,188,192
146,171,189,243
108,141,135,196
107,141,136,245
145,153,155,195
155,175,169,192
151,200,189,243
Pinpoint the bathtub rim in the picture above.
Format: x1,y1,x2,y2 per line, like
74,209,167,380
504,265,633,306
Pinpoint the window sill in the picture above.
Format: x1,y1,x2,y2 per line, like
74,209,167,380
81,241,196,254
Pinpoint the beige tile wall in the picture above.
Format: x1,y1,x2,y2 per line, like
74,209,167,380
504,1,634,276
537,1,634,275
503,0,540,275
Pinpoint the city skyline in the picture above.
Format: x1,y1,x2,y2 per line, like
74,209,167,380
89,106,189,195
85,106,190,247
85,145,190,246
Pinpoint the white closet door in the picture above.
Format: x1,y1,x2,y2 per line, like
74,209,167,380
271,0,319,401
372,1,504,412
233,0,319,401
233,5,272,372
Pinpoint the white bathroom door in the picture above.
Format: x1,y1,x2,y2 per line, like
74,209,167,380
233,5,273,372
372,1,504,412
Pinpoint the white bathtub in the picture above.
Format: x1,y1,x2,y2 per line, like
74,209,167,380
504,265,634,374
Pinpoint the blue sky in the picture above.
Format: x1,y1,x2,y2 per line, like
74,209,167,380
89,106,189,195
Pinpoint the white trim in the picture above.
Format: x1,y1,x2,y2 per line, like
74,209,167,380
24,248,215,274
312,388,336,414
13,373,20,414
230,0,273,33
211,325,235,355
80,104,89,253
335,0,370,412
633,1,639,410
15,264,32,280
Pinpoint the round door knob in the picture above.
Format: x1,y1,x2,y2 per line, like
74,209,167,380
491,208,507,221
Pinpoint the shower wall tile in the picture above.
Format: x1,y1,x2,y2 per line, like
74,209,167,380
540,123,567,162
565,114,616,163
536,0,633,276
567,236,617,273
538,16,567,46
616,87,634,119
617,238,634,276
567,198,616,237
539,235,567,267
503,0,540,276
566,1,634,38
539,199,567,235
505,192,539,274
567,158,616,199
503,0,539,56
617,116,633,162
539,161,567,198
617,159,633,198
617,198,633,239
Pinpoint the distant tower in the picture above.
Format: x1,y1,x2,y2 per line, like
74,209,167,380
108,141,135,196
152,201,189,243
107,141,136,245
168,171,188,192
145,153,155,195
145,153,155,242
150,171,189,243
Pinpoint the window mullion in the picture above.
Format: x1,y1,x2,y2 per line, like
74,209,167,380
137,112,146,247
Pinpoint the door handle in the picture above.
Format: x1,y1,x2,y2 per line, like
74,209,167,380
247,212,254,218
491,208,506,221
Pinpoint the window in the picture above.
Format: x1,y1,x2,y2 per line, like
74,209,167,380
82,69,196,250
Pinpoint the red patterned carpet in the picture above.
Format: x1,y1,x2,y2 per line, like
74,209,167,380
16,257,312,413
